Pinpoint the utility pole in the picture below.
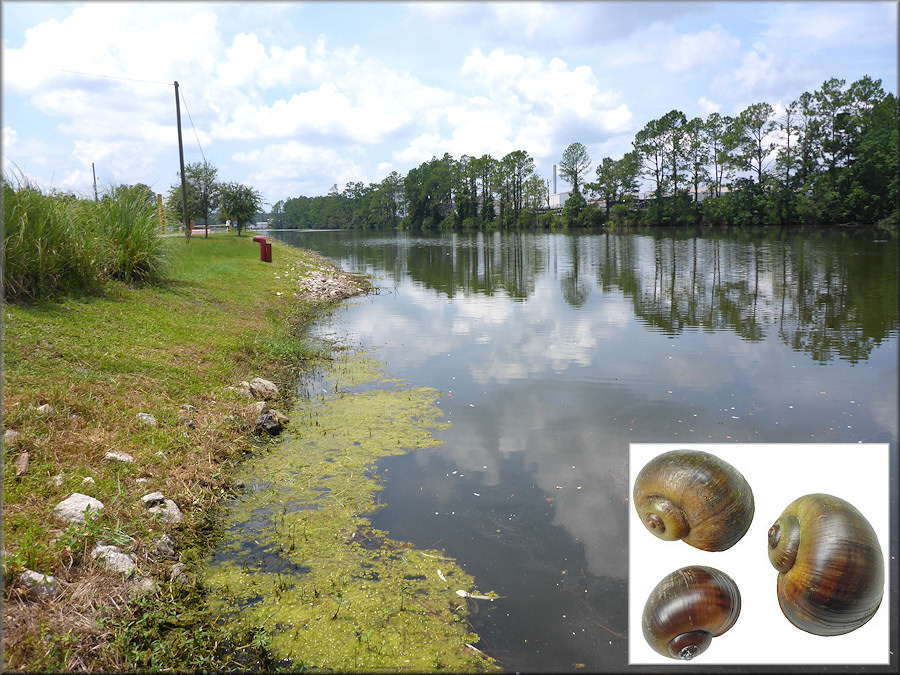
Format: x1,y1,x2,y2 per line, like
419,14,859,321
175,81,190,242
92,163,99,202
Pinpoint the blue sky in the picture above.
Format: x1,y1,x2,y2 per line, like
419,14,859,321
2,1,897,207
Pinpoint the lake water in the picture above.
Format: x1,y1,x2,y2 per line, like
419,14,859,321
264,228,898,671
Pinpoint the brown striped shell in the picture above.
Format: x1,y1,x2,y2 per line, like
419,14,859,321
767,493,884,635
641,565,741,660
633,449,754,551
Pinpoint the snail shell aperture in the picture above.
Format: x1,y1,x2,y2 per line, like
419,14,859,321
642,565,741,660
633,449,754,551
767,493,884,636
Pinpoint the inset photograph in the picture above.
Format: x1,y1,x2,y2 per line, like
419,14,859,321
629,443,890,666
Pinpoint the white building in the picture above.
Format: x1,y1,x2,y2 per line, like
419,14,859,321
549,190,571,209
548,164,571,209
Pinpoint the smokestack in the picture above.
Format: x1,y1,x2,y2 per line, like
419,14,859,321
553,164,557,194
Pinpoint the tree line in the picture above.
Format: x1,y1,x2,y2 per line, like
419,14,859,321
167,75,895,233
271,150,553,232
267,75,896,231
617,75,897,229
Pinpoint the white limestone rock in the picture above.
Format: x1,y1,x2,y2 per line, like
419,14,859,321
248,377,279,400
152,533,176,559
149,499,184,525
142,492,183,525
247,400,270,417
20,569,60,599
91,544,136,574
228,384,252,398
4,429,23,445
54,493,104,523
136,412,158,427
141,491,165,507
103,451,134,464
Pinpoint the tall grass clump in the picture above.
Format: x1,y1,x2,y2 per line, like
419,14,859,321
86,184,170,284
2,175,171,301
2,172,104,300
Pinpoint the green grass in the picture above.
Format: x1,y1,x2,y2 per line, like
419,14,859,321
2,175,173,301
2,174,104,300
2,232,349,670
85,184,169,283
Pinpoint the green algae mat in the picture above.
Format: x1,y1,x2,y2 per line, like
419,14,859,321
204,352,500,671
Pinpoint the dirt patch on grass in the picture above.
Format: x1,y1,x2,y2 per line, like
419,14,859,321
4,569,132,671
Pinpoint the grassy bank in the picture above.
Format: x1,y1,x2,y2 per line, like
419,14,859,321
2,232,367,669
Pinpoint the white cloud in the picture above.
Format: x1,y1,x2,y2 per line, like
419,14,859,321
56,167,94,193
394,133,446,165
215,32,269,88
405,1,480,24
698,96,721,115
2,2,225,191
3,3,221,93
663,24,740,74
727,49,782,111
232,140,366,203
30,88,92,117
490,2,559,40
406,1,703,48
460,48,634,147
207,31,334,111
431,102,518,160
210,37,452,149
712,3,898,111
2,127,20,174
2,1,895,201
72,139,126,166
595,104,634,134
375,161,395,177
3,126,19,150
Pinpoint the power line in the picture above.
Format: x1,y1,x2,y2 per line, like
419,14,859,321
178,86,208,165
49,68,207,162
48,67,171,86
47,68,213,193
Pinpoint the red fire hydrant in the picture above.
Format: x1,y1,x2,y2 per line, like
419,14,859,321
252,235,272,263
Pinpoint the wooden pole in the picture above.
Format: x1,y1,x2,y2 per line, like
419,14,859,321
92,163,99,202
157,194,164,234
175,81,190,242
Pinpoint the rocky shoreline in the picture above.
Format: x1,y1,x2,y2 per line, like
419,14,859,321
290,249,371,303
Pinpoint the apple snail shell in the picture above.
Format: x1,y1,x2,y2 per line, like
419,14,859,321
633,449,754,551
767,493,884,635
641,565,741,660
